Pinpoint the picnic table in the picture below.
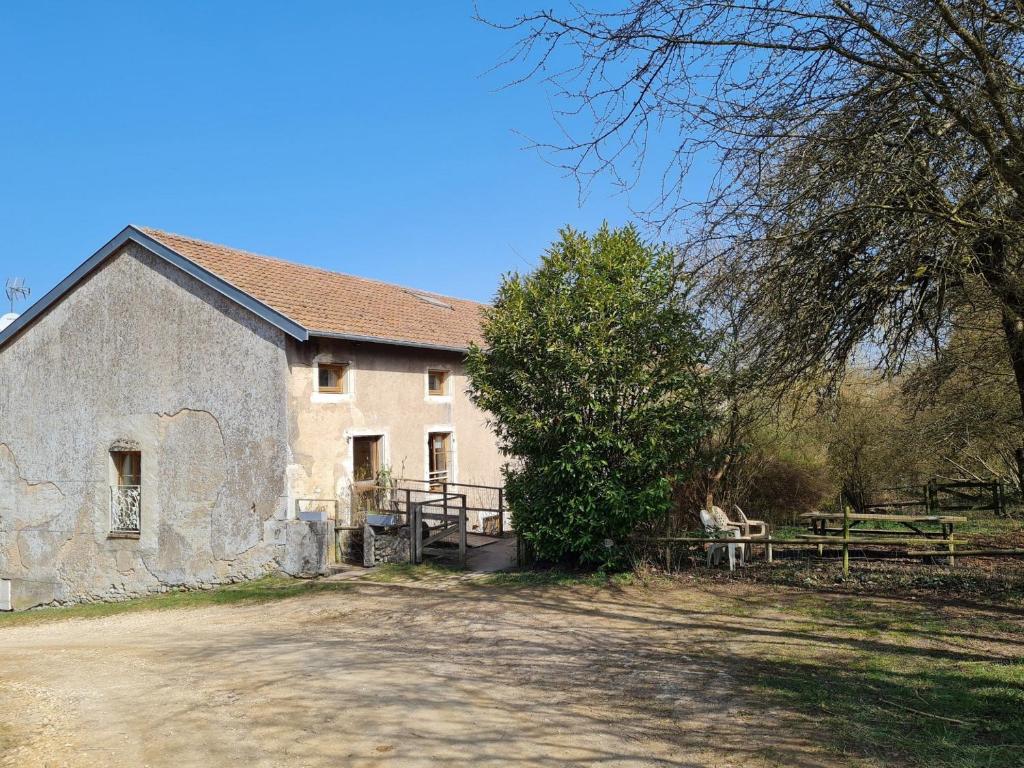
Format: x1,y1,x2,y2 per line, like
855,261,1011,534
798,511,967,539
797,511,968,567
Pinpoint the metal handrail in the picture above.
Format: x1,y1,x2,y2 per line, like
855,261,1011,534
393,478,507,536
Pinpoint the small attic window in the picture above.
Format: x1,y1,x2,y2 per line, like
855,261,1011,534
404,289,453,310
317,363,348,394
427,369,449,396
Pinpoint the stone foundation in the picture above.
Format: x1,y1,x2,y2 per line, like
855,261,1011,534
1,518,330,611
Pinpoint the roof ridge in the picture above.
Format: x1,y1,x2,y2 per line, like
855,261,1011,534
138,226,485,308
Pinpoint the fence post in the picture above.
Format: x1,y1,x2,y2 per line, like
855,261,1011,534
945,522,955,568
842,503,850,578
459,494,467,567
405,489,413,564
409,503,416,565
498,487,505,537
409,505,421,565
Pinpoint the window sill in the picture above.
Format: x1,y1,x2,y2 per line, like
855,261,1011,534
312,393,353,404
108,531,140,540
425,395,453,404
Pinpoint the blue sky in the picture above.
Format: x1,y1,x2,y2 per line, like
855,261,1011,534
0,1,678,308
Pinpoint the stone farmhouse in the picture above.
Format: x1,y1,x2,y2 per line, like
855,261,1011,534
0,226,503,610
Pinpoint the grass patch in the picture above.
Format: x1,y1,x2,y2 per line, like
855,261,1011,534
730,558,1024,603
0,564,637,627
754,655,1024,768
752,596,1024,768
0,576,354,628
791,593,1024,636
479,568,638,588
364,562,461,583
962,516,1024,536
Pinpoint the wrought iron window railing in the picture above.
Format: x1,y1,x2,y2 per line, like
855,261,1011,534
110,485,141,534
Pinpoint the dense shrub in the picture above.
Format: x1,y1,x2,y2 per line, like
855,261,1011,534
467,225,717,567
738,454,833,525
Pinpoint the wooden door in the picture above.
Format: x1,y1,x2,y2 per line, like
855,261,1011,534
352,436,382,515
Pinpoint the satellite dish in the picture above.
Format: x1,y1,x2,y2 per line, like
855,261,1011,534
5,278,30,314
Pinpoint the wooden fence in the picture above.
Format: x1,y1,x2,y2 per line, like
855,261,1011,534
860,479,1006,517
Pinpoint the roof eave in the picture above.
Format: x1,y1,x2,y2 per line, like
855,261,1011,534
0,226,310,352
308,329,472,355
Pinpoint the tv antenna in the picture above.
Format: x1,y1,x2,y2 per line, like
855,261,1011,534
5,277,30,314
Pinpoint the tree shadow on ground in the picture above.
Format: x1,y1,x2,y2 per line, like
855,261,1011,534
742,653,1024,768
129,576,1022,767
4,574,1020,767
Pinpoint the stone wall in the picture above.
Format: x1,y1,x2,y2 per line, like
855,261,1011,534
0,242,325,609
281,519,330,577
362,525,411,567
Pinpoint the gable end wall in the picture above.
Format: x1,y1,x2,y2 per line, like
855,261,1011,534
0,243,297,609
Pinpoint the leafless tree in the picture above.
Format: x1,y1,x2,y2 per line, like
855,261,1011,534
483,0,1024,476
903,309,1024,487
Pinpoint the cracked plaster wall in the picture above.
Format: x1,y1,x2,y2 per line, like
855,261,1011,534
0,243,302,609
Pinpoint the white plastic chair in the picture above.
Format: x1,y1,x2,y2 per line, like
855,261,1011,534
729,505,768,537
712,505,773,562
699,509,744,571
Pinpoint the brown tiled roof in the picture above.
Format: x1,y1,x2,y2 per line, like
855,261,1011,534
140,227,486,351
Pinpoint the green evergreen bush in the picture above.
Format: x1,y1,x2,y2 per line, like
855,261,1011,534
467,225,717,566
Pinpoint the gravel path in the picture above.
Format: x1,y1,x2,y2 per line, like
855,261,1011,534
0,576,840,767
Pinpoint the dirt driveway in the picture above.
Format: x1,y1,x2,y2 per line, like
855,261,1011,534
3,571,1009,768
